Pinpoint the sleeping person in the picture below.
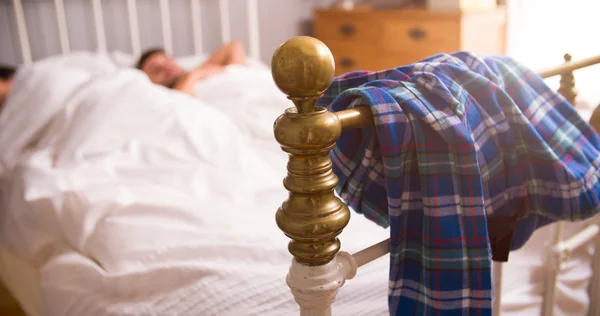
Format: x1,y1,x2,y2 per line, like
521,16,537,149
136,40,247,95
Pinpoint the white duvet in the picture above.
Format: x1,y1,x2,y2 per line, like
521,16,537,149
0,56,390,316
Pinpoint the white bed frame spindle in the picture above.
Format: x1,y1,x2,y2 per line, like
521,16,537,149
11,0,32,65
91,0,107,52
542,222,564,316
190,0,204,55
126,0,141,56
159,0,173,55
218,0,231,45
53,0,70,55
492,262,503,316
246,0,260,61
590,236,600,316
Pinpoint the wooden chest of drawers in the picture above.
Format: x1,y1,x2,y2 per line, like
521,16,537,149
313,7,507,75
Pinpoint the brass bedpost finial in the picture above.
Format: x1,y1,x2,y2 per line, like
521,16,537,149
558,53,578,106
271,36,336,113
271,36,351,266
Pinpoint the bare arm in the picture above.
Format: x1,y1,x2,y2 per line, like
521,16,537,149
172,40,246,95
197,40,247,70
172,65,225,95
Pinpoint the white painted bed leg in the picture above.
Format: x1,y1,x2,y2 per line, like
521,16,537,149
543,221,600,316
287,251,357,316
587,224,600,316
492,261,503,316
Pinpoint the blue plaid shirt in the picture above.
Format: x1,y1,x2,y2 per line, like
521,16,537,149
317,51,600,315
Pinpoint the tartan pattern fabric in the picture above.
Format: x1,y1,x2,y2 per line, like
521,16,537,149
316,51,600,315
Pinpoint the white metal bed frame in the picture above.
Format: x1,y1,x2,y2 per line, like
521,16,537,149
4,1,600,315
9,0,261,65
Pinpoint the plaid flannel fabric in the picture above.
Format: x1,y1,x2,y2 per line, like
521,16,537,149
316,51,600,315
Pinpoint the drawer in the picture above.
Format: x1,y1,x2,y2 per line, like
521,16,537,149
326,42,420,75
377,20,460,56
326,43,380,75
314,12,380,44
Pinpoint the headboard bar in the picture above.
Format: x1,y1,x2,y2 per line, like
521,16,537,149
190,0,204,55
9,0,262,64
92,0,107,52
11,0,32,64
219,0,231,44
126,0,141,56
539,55,600,79
53,0,70,55
159,0,173,55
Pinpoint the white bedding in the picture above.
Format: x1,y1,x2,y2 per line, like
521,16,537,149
0,56,390,316
0,54,595,316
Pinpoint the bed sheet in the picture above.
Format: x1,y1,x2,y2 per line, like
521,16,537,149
1,218,593,316
0,58,390,316
0,207,391,316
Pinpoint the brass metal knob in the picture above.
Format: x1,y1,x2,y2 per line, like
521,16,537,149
271,36,351,266
271,36,336,113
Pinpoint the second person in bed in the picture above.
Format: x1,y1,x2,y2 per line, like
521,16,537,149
136,40,247,95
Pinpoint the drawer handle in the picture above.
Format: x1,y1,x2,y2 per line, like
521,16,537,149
339,24,356,37
408,27,427,41
339,58,355,68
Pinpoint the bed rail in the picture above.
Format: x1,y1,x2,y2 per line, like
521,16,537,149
272,36,600,316
538,53,600,106
538,54,600,79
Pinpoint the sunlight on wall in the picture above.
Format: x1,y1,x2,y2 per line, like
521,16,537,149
506,0,600,108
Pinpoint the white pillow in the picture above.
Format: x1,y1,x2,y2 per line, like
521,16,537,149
28,51,121,74
24,50,268,75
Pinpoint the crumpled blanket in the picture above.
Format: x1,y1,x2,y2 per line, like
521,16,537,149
316,51,600,315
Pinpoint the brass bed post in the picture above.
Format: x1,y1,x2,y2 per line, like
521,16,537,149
557,53,578,106
272,36,350,266
271,36,357,315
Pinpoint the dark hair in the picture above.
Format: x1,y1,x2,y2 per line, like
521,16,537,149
0,65,16,80
135,48,165,69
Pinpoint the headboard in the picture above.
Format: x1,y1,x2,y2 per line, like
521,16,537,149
1,0,262,65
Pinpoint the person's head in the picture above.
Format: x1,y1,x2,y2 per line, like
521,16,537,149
0,65,16,109
136,48,184,87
